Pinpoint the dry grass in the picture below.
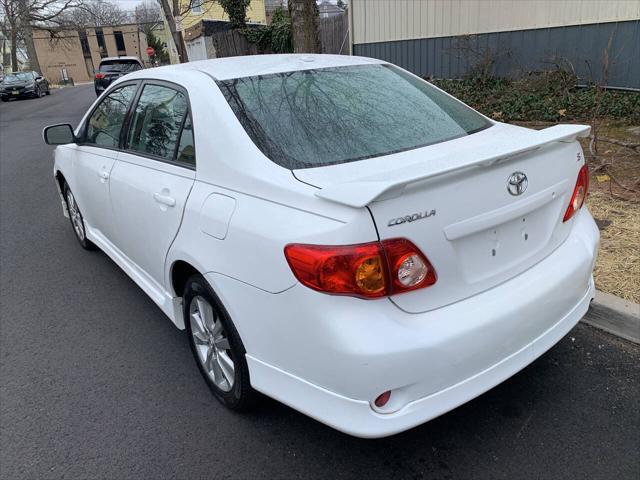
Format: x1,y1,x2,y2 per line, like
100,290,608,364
515,121,639,303
582,124,639,303
587,191,640,303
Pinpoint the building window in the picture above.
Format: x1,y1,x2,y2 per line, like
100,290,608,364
114,31,126,53
95,28,107,57
79,30,91,57
192,0,202,14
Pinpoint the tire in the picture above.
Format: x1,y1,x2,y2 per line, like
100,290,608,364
63,183,95,250
34,86,41,98
45,87,51,95
1,98,8,102
184,274,258,411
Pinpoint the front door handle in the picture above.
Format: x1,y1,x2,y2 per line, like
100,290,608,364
154,193,176,207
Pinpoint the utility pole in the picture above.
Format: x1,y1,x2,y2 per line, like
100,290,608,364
158,0,188,63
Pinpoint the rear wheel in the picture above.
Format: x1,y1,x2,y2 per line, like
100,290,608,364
63,184,95,250
184,275,258,410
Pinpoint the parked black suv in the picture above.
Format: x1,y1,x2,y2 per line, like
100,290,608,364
94,57,144,96
0,71,50,101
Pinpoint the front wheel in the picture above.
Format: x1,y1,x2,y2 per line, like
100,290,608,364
184,275,258,410
64,184,95,250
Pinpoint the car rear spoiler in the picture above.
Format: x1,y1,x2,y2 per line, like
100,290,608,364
315,124,591,208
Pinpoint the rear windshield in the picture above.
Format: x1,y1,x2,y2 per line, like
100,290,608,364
99,60,142,73
218,64,491,169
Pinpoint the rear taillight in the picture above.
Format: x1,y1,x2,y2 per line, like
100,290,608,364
563,165,589,222
95,73,105,79
284,239,436,299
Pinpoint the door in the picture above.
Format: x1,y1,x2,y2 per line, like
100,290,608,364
109,82,196,287
72,83,138,241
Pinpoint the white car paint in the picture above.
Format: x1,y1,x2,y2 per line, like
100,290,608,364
50,54,599,438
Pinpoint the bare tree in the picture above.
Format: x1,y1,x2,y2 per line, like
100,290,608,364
0,0,21,70
58,0,130,28
0,0,82,72
134,1,162,26
289,0,320,53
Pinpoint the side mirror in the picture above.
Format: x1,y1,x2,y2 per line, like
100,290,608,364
36,76,43,81
43,124,76,145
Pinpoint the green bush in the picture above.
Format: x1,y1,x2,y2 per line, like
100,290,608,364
242,8,293,53
219,0,251,28
431,71,640,124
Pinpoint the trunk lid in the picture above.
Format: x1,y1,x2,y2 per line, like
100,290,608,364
294,123,589,313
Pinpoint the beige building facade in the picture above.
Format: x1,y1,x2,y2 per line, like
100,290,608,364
33,24,150,84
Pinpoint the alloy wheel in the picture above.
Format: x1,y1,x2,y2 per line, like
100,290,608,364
66,189,85,241
189,295,235,392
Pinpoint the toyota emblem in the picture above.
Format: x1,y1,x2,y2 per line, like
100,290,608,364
507,172,528,196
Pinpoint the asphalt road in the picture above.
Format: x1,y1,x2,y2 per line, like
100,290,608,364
1,85,639,480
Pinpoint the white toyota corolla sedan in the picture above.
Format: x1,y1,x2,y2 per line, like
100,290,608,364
43,54,599,438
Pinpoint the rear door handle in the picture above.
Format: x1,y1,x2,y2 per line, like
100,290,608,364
154,193,176,207
98,170,110,180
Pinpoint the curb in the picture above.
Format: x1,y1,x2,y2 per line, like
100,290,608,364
582,290,640,344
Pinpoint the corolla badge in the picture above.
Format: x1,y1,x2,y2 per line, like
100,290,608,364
507,172,528,196
388,209,436,227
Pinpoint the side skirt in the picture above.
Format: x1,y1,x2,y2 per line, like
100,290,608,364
86,225,184,329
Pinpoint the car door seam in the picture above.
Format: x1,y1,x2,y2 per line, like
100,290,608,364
163,178,197,293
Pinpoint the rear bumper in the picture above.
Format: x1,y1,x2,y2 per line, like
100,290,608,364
207,208,599,438
248,278,593,438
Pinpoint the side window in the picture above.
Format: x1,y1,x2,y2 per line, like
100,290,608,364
85,84,137,148
126,84,188,161
176,114,195,167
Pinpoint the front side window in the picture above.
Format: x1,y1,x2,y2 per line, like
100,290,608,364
85,84,137,148
126,84,188,161
219,64,491,169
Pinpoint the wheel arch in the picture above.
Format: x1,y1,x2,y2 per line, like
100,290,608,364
170,259,202,298
54,170,67,193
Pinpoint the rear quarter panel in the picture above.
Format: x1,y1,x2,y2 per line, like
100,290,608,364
166,180,379,295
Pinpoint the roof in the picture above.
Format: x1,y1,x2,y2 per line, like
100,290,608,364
131,54,385,81
100,56,142,63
